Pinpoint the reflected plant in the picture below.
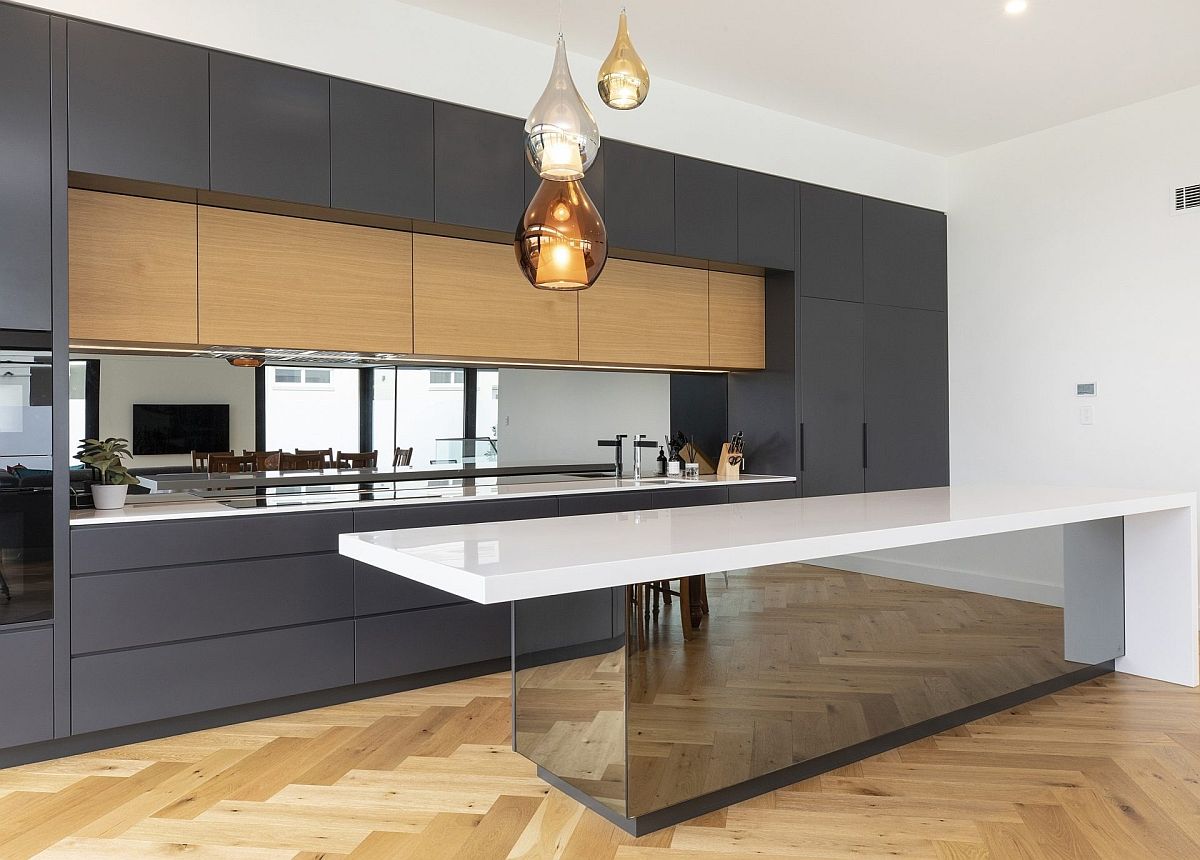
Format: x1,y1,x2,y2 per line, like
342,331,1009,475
75,437,140,486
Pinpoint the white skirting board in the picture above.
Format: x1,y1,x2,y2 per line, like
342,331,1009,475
812,553,1065,606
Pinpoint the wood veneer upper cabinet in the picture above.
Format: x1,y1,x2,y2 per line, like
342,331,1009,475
412,234,577,361
198,208,413,353
68,190,199,344
579,259,708,367
708,271,765,369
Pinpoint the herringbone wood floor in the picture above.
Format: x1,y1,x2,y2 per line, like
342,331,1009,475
2,581,1199,857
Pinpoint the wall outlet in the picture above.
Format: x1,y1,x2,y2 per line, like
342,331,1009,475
1079,405,1094,425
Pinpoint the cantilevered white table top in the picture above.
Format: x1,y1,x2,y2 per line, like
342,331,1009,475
339,483,1196,604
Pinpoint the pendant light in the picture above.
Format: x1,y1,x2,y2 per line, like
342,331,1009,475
524,34,600,180
597,8,649,110
515,178,607,291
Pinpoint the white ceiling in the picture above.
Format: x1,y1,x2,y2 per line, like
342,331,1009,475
398,0,1200,155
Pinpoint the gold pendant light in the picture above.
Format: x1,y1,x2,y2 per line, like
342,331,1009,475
525,34,600,180
597,8,649,110
515,178,607,291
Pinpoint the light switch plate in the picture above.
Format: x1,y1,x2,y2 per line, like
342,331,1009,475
1079,405,1095,425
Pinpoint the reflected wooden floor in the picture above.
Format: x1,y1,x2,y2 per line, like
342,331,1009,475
626,563,1083,814
3,667,1200,856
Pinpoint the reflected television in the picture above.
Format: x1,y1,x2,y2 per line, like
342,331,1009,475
132,404,230,455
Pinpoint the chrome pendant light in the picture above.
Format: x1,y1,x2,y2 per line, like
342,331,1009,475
524,34,600,180
597,7,649,110
515,178,607,290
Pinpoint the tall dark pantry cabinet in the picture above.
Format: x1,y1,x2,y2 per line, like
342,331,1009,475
0,4,61,749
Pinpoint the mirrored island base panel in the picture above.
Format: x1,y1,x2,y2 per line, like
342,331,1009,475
513,523,1123,835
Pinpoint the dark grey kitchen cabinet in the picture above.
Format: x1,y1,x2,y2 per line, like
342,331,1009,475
603,140,674,254
863,197,947,311
67,21,208,188
354,562,464,617
728,481,796,503
209,52,330,205
799,184,863,302
674,156,737,262
72,620,354,734
737,170,796,269
558,490,657,516
864,304,949,491
799,297,865,496
352,497,557,533
524,144,605,216
0,5,51,331
71,554,354,654
434,103,524,231
0,627,54,748
331,79,433,219
516,588,615,659
71,510,351,574
355,602,509,684
653,485,729,509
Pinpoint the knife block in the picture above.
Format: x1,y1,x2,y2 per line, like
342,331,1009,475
716,442,742,480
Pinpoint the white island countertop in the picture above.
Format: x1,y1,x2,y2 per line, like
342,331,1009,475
343,483,1200,686
341,483,1196,604
70,473,794,526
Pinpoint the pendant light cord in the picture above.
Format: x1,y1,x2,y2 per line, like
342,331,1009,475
557,0,564,38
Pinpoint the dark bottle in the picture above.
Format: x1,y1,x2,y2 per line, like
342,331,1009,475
657,446,668,476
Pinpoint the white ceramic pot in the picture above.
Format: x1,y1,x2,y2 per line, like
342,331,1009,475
92,483,129,510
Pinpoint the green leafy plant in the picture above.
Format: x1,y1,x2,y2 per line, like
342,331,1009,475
74,438,140,486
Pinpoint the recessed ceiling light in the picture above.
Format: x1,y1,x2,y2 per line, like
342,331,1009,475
1005,0,1028,14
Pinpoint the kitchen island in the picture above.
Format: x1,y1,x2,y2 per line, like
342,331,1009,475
341,484,1198,834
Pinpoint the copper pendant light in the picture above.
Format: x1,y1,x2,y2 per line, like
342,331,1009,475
515,178,607,291
597,8,650,110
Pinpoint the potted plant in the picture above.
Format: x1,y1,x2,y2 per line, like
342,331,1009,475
75,437,139,510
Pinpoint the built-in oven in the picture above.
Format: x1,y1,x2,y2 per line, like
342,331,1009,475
0,333,53,625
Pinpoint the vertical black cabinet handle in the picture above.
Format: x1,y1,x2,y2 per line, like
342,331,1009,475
799,423,805,471
862,423,868,469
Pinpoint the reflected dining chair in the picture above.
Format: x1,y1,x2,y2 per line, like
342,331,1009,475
393,447,414,467
336,450,378,469
280,453,326,471
296,448,334,468
208,453,256,474
191,450,232,473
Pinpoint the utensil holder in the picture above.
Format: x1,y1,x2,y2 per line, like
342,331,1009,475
716,442,742,480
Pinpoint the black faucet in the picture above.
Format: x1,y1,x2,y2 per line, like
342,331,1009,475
597,434,628,477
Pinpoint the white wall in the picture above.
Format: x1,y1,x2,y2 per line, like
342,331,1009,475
497,369,668,474
28,0,945,210
947,83,1200,495
86,355,256,468
834,83,1200,601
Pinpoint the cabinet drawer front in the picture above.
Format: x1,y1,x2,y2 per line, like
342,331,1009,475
72,621,354,734
355,603,509,683
557,490,656,516
72,554,353,654
0,627,53,749
355,561,464,616
71,511,352,574
351,497,557,533
653,486,729,509
728,482,795,503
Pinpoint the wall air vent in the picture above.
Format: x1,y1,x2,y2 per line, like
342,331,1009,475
1176,184,1200,211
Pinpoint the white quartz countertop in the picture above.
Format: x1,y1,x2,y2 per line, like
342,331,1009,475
69,473,794,526
339,484,1197,604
